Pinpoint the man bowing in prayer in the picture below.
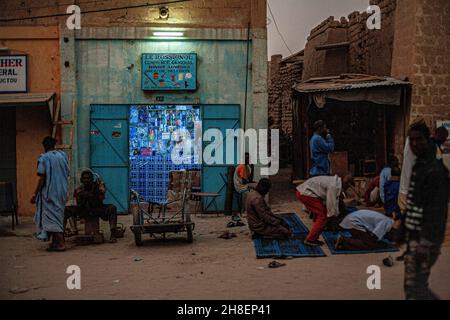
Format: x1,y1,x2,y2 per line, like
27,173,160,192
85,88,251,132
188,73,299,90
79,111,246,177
31,136,69,252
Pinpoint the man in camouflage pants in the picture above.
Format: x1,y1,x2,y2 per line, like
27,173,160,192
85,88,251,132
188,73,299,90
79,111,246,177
403,120,449,300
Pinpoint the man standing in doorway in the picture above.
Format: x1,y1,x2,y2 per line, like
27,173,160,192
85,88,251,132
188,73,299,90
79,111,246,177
31,136,69,252
403,121,449,300
309,120,335,177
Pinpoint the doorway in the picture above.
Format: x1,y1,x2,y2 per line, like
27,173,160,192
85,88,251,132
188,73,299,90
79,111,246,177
0,107,17,200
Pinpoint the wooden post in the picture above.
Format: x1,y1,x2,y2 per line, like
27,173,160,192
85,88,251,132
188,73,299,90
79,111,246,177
224,166,236,216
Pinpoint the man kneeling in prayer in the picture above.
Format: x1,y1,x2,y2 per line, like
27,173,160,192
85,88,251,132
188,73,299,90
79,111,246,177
246,178,293,240
335,209,401,251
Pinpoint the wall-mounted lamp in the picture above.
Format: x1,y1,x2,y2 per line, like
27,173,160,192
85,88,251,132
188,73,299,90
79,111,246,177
159,6,169,19
153,32,184,37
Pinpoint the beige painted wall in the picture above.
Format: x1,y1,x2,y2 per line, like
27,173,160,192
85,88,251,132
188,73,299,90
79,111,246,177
0,26,60,216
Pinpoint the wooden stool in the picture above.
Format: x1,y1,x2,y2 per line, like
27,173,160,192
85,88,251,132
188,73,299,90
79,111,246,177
84,216,100,235
75,216,104,245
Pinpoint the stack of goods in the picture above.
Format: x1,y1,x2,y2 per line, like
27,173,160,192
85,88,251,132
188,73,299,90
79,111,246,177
166,170,201,213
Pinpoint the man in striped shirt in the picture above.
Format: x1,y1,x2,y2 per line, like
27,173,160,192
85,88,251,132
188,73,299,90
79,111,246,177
403,121,449,300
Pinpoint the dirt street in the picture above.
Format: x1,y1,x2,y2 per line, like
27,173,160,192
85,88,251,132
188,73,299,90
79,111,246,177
1,211,449,299
1,170,449,300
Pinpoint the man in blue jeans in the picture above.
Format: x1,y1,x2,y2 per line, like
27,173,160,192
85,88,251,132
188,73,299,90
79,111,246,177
309,120,335,177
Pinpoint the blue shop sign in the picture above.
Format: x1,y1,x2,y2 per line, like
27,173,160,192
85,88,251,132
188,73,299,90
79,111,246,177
142,53,197,91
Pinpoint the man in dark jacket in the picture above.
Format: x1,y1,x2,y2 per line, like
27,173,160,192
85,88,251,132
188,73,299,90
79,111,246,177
65,170,119,242
403,121,449,300
246,179,292,239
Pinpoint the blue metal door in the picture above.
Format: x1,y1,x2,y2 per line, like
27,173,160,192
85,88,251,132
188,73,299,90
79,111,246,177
90,105,129,213
202,105,240,212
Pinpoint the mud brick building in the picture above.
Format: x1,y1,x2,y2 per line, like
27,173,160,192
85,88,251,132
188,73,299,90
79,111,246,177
269,0,450,175
268,51,303,161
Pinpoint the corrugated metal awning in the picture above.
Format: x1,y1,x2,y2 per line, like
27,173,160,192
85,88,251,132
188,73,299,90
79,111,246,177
0,92,56,118
293,74,410,93
0,92,55,106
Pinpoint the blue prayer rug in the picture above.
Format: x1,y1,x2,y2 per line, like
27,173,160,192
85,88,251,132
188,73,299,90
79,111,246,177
253,213,326,259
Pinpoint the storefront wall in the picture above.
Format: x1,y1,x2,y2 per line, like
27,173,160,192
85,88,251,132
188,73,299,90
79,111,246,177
0,26,60,216
70,27,267,210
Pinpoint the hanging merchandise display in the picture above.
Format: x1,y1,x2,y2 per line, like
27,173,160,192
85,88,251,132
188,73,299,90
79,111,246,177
129,105,202,203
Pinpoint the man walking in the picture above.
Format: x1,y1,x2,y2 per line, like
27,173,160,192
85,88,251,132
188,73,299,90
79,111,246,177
403,121,449,300
31,136,69,251
399,121,449,212
309,120,335,177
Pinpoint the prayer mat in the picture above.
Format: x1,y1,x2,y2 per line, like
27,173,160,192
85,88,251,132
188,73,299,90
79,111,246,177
253,213,326,258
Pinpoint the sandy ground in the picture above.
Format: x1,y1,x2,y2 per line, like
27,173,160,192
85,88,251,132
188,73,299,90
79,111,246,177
1,169,449,300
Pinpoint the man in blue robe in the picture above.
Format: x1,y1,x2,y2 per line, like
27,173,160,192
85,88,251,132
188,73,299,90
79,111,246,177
309,120,335,177
31,136,69,251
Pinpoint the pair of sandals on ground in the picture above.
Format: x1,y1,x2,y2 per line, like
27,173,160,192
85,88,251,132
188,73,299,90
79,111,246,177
227,214,246,228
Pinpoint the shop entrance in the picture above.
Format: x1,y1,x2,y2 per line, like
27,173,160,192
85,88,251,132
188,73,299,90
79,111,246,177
90,104,241,213
129,105,202,204
0,107,17,200
307,100,388,177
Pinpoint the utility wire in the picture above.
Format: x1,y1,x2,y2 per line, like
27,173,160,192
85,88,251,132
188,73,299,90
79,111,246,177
267,1,293,55
0,0,191,23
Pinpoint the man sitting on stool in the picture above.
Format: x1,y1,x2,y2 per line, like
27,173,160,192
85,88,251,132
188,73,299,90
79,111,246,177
65,170,119,243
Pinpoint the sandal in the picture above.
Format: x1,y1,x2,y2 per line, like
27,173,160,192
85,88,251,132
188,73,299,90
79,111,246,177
219,231,237,239
268,261,286,268
227,221,237,228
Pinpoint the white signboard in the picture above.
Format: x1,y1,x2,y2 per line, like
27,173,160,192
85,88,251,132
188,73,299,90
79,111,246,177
0,55,27,93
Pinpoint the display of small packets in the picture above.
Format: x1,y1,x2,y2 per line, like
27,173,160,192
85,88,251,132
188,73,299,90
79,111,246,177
138,107,148,123
137,125,149,148
130,108,139,124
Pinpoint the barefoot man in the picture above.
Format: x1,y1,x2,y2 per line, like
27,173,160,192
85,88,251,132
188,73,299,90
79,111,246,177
31,136,69,251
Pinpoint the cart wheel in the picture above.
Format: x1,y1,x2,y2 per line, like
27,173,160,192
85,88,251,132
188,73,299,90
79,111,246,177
134,231,143,247
186,224,193,243
132,205,143,246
